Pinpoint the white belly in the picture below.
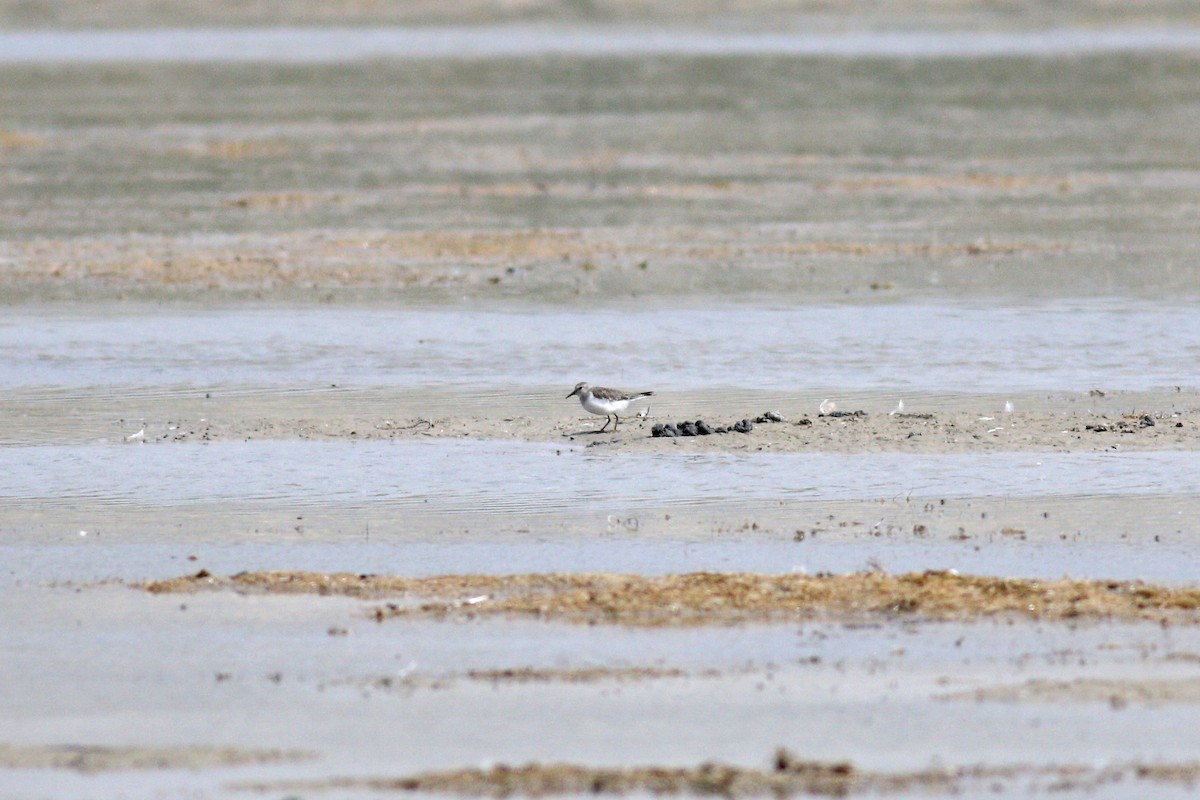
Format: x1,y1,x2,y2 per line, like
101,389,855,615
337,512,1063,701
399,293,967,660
581,393,629,416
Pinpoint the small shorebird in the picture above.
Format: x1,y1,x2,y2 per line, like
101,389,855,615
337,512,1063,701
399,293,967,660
566,382,653,432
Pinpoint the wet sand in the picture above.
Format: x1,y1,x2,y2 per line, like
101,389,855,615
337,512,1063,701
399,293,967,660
3,4,1200,799
9,577,1200,798
67,400,1198,453
3,46,1200,304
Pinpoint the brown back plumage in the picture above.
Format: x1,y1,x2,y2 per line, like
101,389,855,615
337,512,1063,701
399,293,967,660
590,385,653,401
567,382,654,401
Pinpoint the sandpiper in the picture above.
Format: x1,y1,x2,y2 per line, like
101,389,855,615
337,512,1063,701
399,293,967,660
566,382,653,432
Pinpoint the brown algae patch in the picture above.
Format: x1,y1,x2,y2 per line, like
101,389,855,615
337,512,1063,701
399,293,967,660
942,677,1200,707
757,239,1065,258
140,571,1200,627
182,138,293,161
223,191,342,211
238,750,1200,797
827,172,1102,194
0,128,46,150
0,743,313,773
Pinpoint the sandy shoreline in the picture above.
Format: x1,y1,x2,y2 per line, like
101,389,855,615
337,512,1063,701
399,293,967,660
110,403,1199,454
5,382,1197,453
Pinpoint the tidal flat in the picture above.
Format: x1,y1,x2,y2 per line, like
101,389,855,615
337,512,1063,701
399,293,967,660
1,5,1199,799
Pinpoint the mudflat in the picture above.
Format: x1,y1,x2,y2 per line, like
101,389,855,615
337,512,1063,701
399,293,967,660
2,4,1199,799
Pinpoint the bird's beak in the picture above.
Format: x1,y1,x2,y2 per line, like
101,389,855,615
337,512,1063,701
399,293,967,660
566,389,578,398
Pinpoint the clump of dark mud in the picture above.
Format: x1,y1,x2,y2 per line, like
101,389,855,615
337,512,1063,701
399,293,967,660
1084,414,1157,433
651,419,746,437
652,411,788,438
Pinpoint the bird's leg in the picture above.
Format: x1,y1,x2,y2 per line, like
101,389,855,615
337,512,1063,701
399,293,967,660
598,415,612,433
613,414,620,430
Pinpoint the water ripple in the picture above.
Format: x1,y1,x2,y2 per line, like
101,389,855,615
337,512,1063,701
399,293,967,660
1,302,1196,394
3,27,1200,64
2,440,1197,514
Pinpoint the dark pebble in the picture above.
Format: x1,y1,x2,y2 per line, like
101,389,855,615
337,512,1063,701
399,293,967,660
679,421,698,436
732,419,754,433
652,423,679,438
756,411,786,423
824,410,866,418
1140,415,1155,428
696,420,715,435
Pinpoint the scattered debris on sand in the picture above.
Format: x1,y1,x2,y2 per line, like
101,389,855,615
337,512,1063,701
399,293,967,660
320,666,699,695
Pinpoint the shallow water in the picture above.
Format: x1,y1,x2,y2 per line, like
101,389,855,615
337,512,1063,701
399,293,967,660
3,26,1200,63
9,533,1199,583
4,439,1197,512
2,301,1196,395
